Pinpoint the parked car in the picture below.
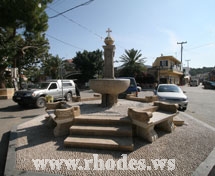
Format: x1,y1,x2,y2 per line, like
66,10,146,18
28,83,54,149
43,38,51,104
203,80,215,89
137,83,142,92
154,84,188,111
13,79,77,108
118,77,138,98
190,79,199,87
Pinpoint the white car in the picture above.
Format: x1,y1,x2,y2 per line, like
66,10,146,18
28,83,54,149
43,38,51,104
154,84,188,111
137,86,142,92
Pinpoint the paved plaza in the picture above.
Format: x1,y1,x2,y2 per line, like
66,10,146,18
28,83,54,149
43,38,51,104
4,97,215,176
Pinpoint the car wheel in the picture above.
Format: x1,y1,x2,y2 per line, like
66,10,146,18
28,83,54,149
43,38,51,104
66,93,72,101
182,107,187,111
35,97,46,108
179,106,187,111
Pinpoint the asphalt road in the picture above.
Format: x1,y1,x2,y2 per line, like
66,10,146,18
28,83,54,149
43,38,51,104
0,86,214,175
181,84,215,128
0,99,46,176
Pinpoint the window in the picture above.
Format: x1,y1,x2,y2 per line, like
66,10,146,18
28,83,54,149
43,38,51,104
160,60,168,67
62,83,72,87
49,83,57,89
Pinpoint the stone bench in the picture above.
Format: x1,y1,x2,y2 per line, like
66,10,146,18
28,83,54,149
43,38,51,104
126,94,158,103
128,101,179,142
0,88,14,99
53,106,80,137
45,102,80,137
72,94,101,102
45,101,70,111
45,101,71,119
72,96,81,102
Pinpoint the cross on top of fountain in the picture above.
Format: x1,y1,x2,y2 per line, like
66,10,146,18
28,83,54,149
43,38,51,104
106,28,112,37
104,28,114,45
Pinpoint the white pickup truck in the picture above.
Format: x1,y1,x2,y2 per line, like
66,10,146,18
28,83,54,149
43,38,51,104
13,79,78,108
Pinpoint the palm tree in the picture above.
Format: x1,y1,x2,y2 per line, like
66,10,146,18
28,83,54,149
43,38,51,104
119,48,146,77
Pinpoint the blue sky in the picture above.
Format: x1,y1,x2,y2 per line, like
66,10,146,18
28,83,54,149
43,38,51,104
46,0,215,68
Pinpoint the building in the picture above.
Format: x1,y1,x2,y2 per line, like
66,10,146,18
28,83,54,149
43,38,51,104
148,55,183,85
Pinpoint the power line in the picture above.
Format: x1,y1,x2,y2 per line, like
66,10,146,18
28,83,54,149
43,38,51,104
49,0,94,19
48,6,104,41
185,42,214,51
47,2,128,53
46,33,84,50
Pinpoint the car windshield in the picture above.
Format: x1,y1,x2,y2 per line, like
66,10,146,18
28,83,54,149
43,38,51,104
158,85,180,93
117,77,136,87
35,83,50,89
129,79,136,87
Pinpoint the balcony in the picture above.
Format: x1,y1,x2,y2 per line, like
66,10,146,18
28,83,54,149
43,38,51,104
158,66,183,75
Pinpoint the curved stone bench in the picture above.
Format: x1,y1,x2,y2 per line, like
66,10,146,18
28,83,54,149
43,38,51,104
126,94,158,103
45,101,70,111
45,102,80,137
53,106,80,137
45,101,72,117
128,101,178,142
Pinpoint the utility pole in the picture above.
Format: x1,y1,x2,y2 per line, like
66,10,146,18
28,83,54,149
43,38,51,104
185,59,191,76
185,59,191,68
177,41,187,70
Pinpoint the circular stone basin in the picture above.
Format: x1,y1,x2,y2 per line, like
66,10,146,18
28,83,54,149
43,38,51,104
89,79,130,94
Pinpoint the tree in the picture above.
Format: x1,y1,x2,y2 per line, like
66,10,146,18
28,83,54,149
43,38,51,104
0,0,52,88
23,65,42,83
73,50,103,83
119,48,146,77
41,54,62,79
189,67,214,76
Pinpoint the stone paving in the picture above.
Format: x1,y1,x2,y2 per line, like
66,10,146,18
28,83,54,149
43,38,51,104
9,98,215,176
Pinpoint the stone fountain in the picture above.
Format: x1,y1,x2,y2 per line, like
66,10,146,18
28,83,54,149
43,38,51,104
89,28,130,107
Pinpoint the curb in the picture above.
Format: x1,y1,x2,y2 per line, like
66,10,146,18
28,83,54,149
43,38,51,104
4,115,60,176
192,148,215,176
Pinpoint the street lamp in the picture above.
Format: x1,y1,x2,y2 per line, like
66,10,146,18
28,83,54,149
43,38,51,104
18,46,38,89
59,59,65,100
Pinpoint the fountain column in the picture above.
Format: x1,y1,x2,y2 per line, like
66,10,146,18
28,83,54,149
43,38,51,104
103,28,115,79
102,28,116,107
103,45,115,79
89,28,130,107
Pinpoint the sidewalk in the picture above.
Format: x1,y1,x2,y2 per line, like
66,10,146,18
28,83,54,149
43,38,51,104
4,96,215,176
